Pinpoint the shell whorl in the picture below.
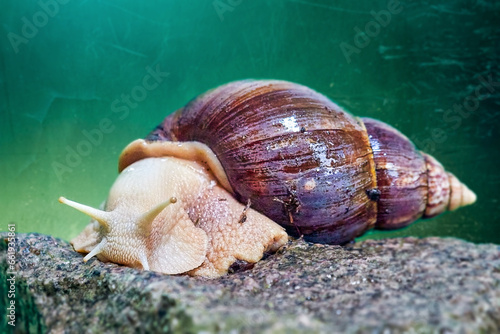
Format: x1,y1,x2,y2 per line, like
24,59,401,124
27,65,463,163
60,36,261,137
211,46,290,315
146,80,378,244
363,118,476,229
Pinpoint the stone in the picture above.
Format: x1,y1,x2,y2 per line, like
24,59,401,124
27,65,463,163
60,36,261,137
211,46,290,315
1,233,499,333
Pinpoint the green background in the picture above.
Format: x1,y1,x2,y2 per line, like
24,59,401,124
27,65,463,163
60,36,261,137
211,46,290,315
1,0,499,243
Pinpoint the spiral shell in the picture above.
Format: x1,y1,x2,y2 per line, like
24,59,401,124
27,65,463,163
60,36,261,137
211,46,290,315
122,80,476,244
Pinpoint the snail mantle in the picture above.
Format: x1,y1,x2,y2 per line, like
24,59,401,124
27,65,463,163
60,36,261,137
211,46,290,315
59,79,477,278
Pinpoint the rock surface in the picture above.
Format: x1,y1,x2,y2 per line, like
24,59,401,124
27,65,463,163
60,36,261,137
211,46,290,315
1,233,499,333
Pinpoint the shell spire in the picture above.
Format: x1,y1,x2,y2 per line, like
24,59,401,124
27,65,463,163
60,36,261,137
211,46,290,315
362,118,476,230
448,173,477,210
422,153,476,218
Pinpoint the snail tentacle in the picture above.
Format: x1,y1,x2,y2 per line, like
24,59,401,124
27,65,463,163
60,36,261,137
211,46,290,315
136,197,178,236
83,238,107,262
59,197,111,231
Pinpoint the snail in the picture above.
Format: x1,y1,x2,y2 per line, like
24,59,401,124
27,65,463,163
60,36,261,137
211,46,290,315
60,79,476,277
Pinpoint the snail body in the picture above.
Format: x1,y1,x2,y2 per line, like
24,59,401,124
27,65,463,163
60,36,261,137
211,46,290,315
121,80,476,244
61,156,287,278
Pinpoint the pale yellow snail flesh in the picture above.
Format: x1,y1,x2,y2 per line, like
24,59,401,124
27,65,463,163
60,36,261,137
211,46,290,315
60,155,288,278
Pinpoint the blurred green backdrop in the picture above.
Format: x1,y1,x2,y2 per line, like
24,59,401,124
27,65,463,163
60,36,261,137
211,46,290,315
0,0,498,243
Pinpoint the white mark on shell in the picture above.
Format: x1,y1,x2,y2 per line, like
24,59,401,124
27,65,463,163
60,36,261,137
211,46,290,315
309,142,336,168
304,179,316,191
281,116,300,132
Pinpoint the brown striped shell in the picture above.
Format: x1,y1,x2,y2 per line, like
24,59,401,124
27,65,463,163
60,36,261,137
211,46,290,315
120,80,476,244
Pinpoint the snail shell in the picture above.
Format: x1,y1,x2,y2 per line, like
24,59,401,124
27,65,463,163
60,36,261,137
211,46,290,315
120,80,476,244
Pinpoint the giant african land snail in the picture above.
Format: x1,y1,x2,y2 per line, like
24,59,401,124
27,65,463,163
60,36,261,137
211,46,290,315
60,80,476,277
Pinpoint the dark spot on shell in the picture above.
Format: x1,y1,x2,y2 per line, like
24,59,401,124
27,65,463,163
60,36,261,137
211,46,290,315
365,188,381,201
300,126,306,133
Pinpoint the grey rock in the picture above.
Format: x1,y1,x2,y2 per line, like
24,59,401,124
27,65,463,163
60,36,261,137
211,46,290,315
1,233,499,333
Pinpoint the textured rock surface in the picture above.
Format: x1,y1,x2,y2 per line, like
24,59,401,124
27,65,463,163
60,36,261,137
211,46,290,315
1,233,499,333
